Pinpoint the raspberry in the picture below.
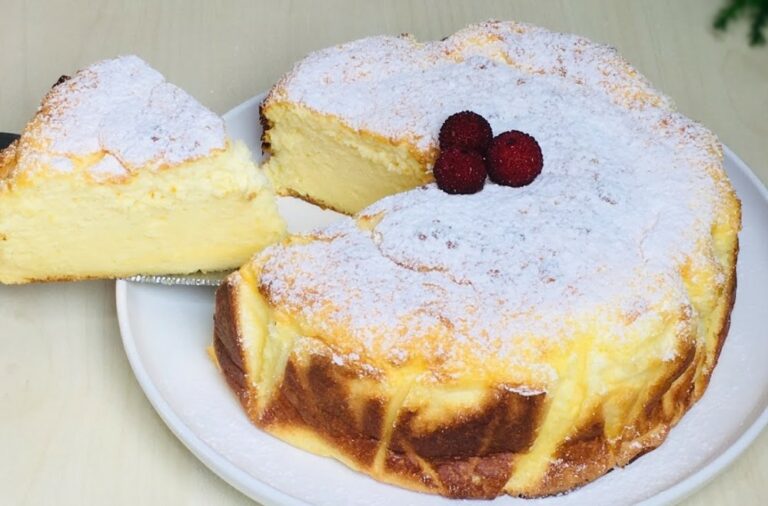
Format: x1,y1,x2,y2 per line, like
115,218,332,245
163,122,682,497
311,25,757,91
438,111,493,153
486,131,543,187
433,147,487,194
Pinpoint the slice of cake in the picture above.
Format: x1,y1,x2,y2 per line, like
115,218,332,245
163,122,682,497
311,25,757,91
0,56,285,284
215,21,740,498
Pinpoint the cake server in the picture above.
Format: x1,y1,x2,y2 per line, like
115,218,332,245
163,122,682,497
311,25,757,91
0,132,226,287
123,271,227,287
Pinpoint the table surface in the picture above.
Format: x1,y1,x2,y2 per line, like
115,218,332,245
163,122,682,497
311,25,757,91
1,1,766,505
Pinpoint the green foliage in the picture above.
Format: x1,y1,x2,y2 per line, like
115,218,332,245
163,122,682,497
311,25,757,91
714,0,768,45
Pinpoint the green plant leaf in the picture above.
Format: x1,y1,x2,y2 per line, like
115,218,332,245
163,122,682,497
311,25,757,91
714,0,768,46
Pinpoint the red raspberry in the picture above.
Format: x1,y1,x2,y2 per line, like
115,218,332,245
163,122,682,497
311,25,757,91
486,131,543,187
433,147,487,194
438,111,493,153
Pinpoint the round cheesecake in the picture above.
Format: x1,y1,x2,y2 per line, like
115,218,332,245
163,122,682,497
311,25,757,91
214,21,741,498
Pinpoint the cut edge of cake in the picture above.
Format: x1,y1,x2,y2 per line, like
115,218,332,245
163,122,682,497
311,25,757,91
259,19,691,215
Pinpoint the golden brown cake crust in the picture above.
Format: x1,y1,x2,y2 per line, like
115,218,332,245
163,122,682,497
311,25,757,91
258,101,273,156
212,261,737,498
0,140,18,181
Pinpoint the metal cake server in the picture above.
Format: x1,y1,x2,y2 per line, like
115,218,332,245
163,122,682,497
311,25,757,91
124,271,228,287
1,132,226,287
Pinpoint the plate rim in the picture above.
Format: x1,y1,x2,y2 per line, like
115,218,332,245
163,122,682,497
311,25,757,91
116,96,768,506
116,281,309,506
637,148,768,505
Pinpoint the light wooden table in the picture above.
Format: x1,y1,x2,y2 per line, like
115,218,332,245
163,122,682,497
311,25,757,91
1,1,766,504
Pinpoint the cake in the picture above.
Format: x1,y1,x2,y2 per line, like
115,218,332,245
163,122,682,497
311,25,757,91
0,56,285,284
214,21,741,498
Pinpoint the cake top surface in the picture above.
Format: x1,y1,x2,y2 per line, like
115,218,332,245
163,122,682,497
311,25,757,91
9,55,226,178
270,21,672,151
254,21,735,381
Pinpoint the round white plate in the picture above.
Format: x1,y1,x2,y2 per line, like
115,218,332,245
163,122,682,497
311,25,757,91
117,95,768,506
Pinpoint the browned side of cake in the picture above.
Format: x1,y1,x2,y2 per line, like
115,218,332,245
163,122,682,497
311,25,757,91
212,263,736,498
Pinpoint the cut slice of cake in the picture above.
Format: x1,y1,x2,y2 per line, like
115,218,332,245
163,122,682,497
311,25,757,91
0,56,285,284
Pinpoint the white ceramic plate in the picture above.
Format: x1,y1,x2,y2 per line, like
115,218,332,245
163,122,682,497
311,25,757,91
117,95,768,506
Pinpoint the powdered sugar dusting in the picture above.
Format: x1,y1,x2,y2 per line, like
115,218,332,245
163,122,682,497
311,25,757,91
270,21,676,151
256,21,728,375
89,154,129,179
16,55,225,176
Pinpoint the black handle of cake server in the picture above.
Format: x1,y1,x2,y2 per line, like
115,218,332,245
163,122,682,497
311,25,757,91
0,132,20,150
